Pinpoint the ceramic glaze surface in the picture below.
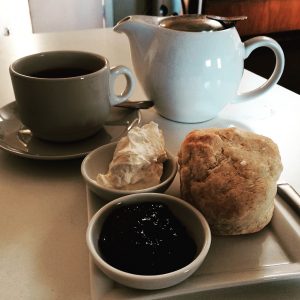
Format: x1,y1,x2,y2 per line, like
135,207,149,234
9,51,135,142
114,15,285,123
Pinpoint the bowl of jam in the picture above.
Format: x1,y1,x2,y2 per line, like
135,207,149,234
86,193,211,290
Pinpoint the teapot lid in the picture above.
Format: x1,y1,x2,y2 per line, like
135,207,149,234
159,14,247,32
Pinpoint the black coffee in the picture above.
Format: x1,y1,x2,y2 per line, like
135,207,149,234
29,67,94,78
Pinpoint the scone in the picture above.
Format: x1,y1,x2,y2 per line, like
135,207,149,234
178,128,283,235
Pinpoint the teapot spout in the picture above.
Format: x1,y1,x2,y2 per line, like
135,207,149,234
113,16,132,34
114,15,159,53
114,15,159,83
114,15,159,34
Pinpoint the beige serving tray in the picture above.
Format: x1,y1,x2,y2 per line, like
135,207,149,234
86,175,300,300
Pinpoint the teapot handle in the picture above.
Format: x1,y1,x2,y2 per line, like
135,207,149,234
234,36,285,102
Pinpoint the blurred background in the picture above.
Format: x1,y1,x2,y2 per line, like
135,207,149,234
0,0,299,94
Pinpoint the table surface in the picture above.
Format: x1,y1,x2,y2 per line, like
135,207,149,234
0,28,299,300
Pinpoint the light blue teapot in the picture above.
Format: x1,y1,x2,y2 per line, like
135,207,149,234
114,15,284,123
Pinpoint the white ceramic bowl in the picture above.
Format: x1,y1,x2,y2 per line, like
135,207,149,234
86,193,211,290
81,141,178,201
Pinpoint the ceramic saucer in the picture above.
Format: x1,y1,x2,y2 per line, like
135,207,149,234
0,102,141,160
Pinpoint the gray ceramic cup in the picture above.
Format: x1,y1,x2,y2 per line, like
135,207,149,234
9,51,135,142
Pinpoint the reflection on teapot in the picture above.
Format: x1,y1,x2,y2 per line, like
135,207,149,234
114,15,285,123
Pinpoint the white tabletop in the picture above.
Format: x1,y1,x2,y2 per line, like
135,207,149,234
0,28,299,300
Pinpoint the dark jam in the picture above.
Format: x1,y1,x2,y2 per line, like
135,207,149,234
99,202,197,275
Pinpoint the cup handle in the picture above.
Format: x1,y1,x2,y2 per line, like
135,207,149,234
109,65,135,106
234,36,285,102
